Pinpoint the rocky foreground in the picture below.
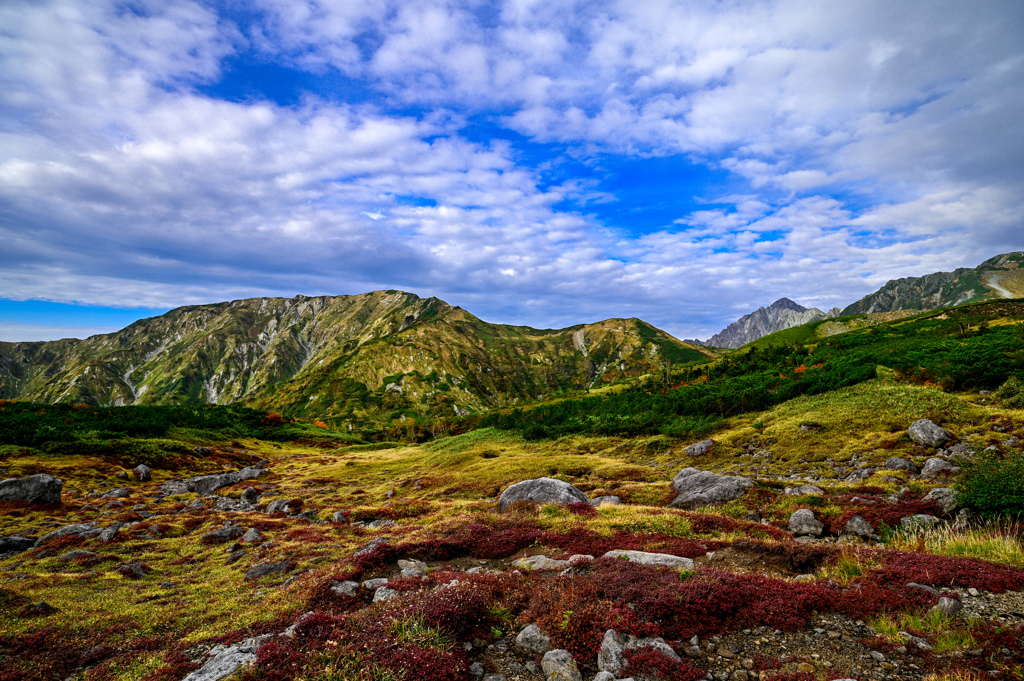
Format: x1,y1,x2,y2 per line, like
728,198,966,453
1,417,1023,681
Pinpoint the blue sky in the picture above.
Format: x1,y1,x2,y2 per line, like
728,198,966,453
2,0,1023,342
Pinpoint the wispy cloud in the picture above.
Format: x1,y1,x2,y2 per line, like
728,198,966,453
1,0,1022,341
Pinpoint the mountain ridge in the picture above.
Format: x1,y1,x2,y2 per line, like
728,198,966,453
0,290,713,431
700,251,1024,348
700,298,842,349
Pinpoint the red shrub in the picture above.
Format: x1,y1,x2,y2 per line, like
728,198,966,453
867,551,1024,592
251,639,305,681
566,502,598,518
622,647,705,681
826,497,940,534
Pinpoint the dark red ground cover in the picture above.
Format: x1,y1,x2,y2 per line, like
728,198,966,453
621,646,705,681
866,551,1024,592
825,496,941,534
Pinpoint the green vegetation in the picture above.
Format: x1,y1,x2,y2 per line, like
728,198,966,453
479,301,1024,438
955,450,1024,517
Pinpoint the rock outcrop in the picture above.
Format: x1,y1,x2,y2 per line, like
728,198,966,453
0,474,63,505
498,477,590,512
703,298,842,349
667,468,754,509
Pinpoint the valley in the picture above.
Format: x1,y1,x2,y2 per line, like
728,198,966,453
1,294,1023,681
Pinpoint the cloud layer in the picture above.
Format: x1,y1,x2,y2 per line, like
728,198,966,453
1,0,1022,340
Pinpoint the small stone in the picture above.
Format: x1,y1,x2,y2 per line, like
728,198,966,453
516,623,553,655
923,488,959,515
202,525,245,543
513,555,571,571
788,509,824,537
921,457,958,479
20,601,58,617
330,580,359,597
469,662,485,678
244,561,292,580
397,558,429,575
241,527,264,542
592,673,615,681
541,649,582,681
685,439,715,457
241,487,259,504
930,597,963,617
372,586,399,602
362,577,389,590
133,465,151,482
968,588,981,597
101,488,130,499
907,419,953,447
842,514,877,540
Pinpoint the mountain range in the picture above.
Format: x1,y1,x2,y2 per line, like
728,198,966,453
0,291,710,429
699,251,1024,348
1,251,1022,422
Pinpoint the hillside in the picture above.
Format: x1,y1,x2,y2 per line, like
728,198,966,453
0,291,713,434
1,318,1023,681
843,251,1024,315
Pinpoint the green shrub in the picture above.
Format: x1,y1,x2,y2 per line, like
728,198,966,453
955,451,1024,516
994,376,1024,407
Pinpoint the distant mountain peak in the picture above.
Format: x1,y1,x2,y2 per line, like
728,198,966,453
769,297,807,313
703,298,839,349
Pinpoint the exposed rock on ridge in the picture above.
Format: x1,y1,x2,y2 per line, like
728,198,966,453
842,252,1024,315
703,298,841,349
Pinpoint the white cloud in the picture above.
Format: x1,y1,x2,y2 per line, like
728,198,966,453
1,0,1022,343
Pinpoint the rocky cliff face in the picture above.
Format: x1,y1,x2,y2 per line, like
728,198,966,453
0,291,712,428
842,252,1024,315
703,298,842,349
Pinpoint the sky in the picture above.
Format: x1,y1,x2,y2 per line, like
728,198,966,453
1,0,1023,343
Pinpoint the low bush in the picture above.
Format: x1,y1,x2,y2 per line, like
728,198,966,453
955,450,1024,516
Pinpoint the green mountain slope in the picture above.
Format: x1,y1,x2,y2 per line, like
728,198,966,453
842,251,1024,315
0,291,712,430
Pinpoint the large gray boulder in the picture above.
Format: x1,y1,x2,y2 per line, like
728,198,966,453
0,536,36,554
498,477,589,512
182,635,269,681
908,420,953,447
33,523,98,548
788,509,824,537
602,550,694,570
0,474,62,505
190,467,265,496
161,467,265,497
668,468,753,509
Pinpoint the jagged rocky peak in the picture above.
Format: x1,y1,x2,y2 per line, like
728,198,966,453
703,298,840,349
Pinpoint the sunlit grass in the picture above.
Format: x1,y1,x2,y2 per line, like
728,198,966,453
819,549,882,586
870,609,979,654
889,519,1024,567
